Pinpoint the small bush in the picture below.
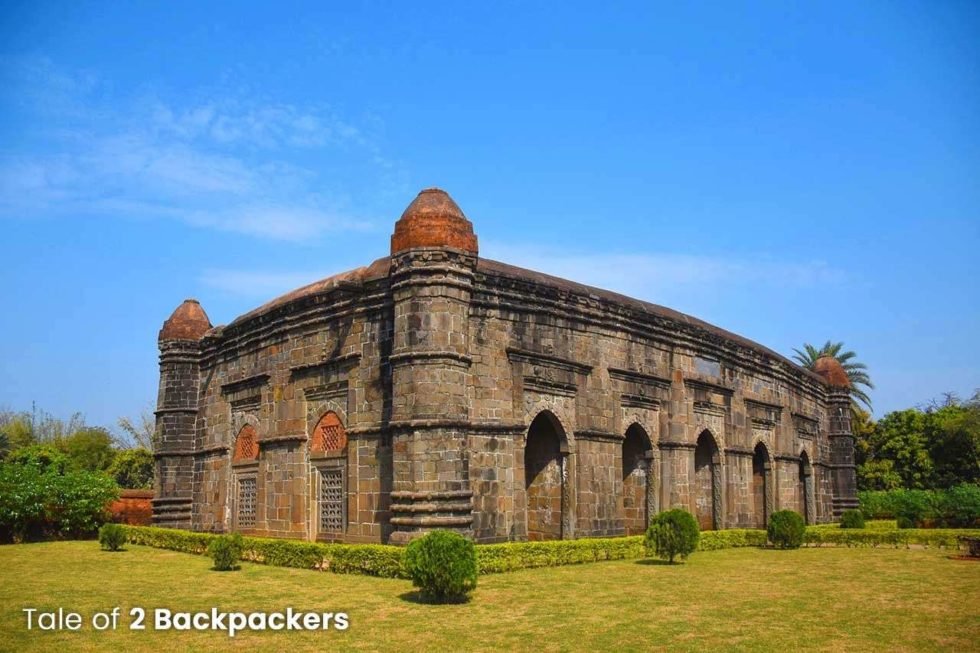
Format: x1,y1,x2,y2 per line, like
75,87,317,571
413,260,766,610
645,509,700,563
768,510,805,549
99,523,126,551
403,531,477,603
208,533,244,571
840,509,866,529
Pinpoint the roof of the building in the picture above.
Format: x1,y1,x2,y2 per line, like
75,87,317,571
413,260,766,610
390,188,478,255
206,188,822,383
159,299,212,341
219,254,815,378
813,356,851,388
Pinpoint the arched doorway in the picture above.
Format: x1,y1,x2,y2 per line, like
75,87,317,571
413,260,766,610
799,450,813,525
525,411,567,541
752,443,772,528
694,430,722,530
622,424,653,535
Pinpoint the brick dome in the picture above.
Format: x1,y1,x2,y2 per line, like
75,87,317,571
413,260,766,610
813,356,850,388
390,188,478,255
159,299,212,341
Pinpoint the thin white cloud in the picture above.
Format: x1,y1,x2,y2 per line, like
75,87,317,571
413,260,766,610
200,268,334,297
481,241,844,301
0,58,394,241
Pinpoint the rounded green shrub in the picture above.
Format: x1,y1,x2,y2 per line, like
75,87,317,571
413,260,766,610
98,523,126,551
767,510,805,549
840,509,866,529
208,532,244,571
403,530,477,603
645,509,700,563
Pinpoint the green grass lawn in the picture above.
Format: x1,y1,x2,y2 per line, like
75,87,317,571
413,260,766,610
1,542,978,652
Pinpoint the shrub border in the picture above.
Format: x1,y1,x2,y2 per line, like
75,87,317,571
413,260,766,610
121,524,980,579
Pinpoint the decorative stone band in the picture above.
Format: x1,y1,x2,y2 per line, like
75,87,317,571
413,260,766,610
389,274,475,293
154,407,198,416
389,489,474,528
724,447,755,457
657,441,698,450
387,351,473,367
219,373,271,395
258,434,310,445
576,429,623,442
150,496,192,526
197,444,230,456
774,453,805,463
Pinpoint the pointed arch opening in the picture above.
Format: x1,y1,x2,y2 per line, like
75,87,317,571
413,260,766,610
694,430,722,531
524,411,567,541
799,449,813,525
232,424,258,462
622,424,653,535
752,442,773,528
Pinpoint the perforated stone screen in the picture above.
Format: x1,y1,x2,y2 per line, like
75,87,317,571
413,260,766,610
311,412,347,453
237,477,256,528
233,425,258,461
319,468,344,534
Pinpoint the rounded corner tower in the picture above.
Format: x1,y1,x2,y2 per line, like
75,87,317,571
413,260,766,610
152,188,858,543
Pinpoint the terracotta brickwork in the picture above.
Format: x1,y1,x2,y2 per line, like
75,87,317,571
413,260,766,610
153,188,858,543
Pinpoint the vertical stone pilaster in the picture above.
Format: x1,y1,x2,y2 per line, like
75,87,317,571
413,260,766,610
387,247,477,543
828,388,859,518
153,339,202,528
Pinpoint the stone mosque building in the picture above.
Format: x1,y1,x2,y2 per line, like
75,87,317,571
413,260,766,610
153,188,858,544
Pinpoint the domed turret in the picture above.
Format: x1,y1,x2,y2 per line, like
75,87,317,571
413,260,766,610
814,356,850,388
159,299,212,341
390,188,478,255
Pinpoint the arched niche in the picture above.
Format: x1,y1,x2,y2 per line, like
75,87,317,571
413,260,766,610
622,423,654,535
524,410,568,541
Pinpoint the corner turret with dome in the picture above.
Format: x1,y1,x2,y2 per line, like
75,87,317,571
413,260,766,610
151,187,858,542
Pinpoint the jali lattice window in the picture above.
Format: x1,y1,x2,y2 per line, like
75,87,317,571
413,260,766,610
233,424,258,462
237,477,257,528
311,412,347,453
319,468,345,534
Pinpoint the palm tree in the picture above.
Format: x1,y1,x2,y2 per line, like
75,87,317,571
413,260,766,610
792,340,874,411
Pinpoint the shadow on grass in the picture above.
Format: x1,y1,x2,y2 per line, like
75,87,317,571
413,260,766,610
398,591,473,605
635,559,676,566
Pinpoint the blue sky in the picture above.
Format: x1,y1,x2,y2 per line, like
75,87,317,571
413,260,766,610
1,1,977,432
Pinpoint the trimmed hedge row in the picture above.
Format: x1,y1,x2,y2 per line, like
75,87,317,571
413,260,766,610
122,526,772,576
804,526,980,548
122,526,406,578
122,523,980,578
477,536,645,573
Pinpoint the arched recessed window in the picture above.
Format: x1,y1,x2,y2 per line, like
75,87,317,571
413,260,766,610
311,411,347,453
310,411,348,539
233,424,258,462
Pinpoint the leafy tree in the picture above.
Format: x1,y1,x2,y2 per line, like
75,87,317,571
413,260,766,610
0,412,35,451
925,392,980,488
864,409,935,489
117,407,156,451
109,448,154,489
7,444,71,474
0,457,118,542
792,340,874,411
57,428,117,473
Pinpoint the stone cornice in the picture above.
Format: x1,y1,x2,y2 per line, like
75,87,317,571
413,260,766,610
506,347,593,375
